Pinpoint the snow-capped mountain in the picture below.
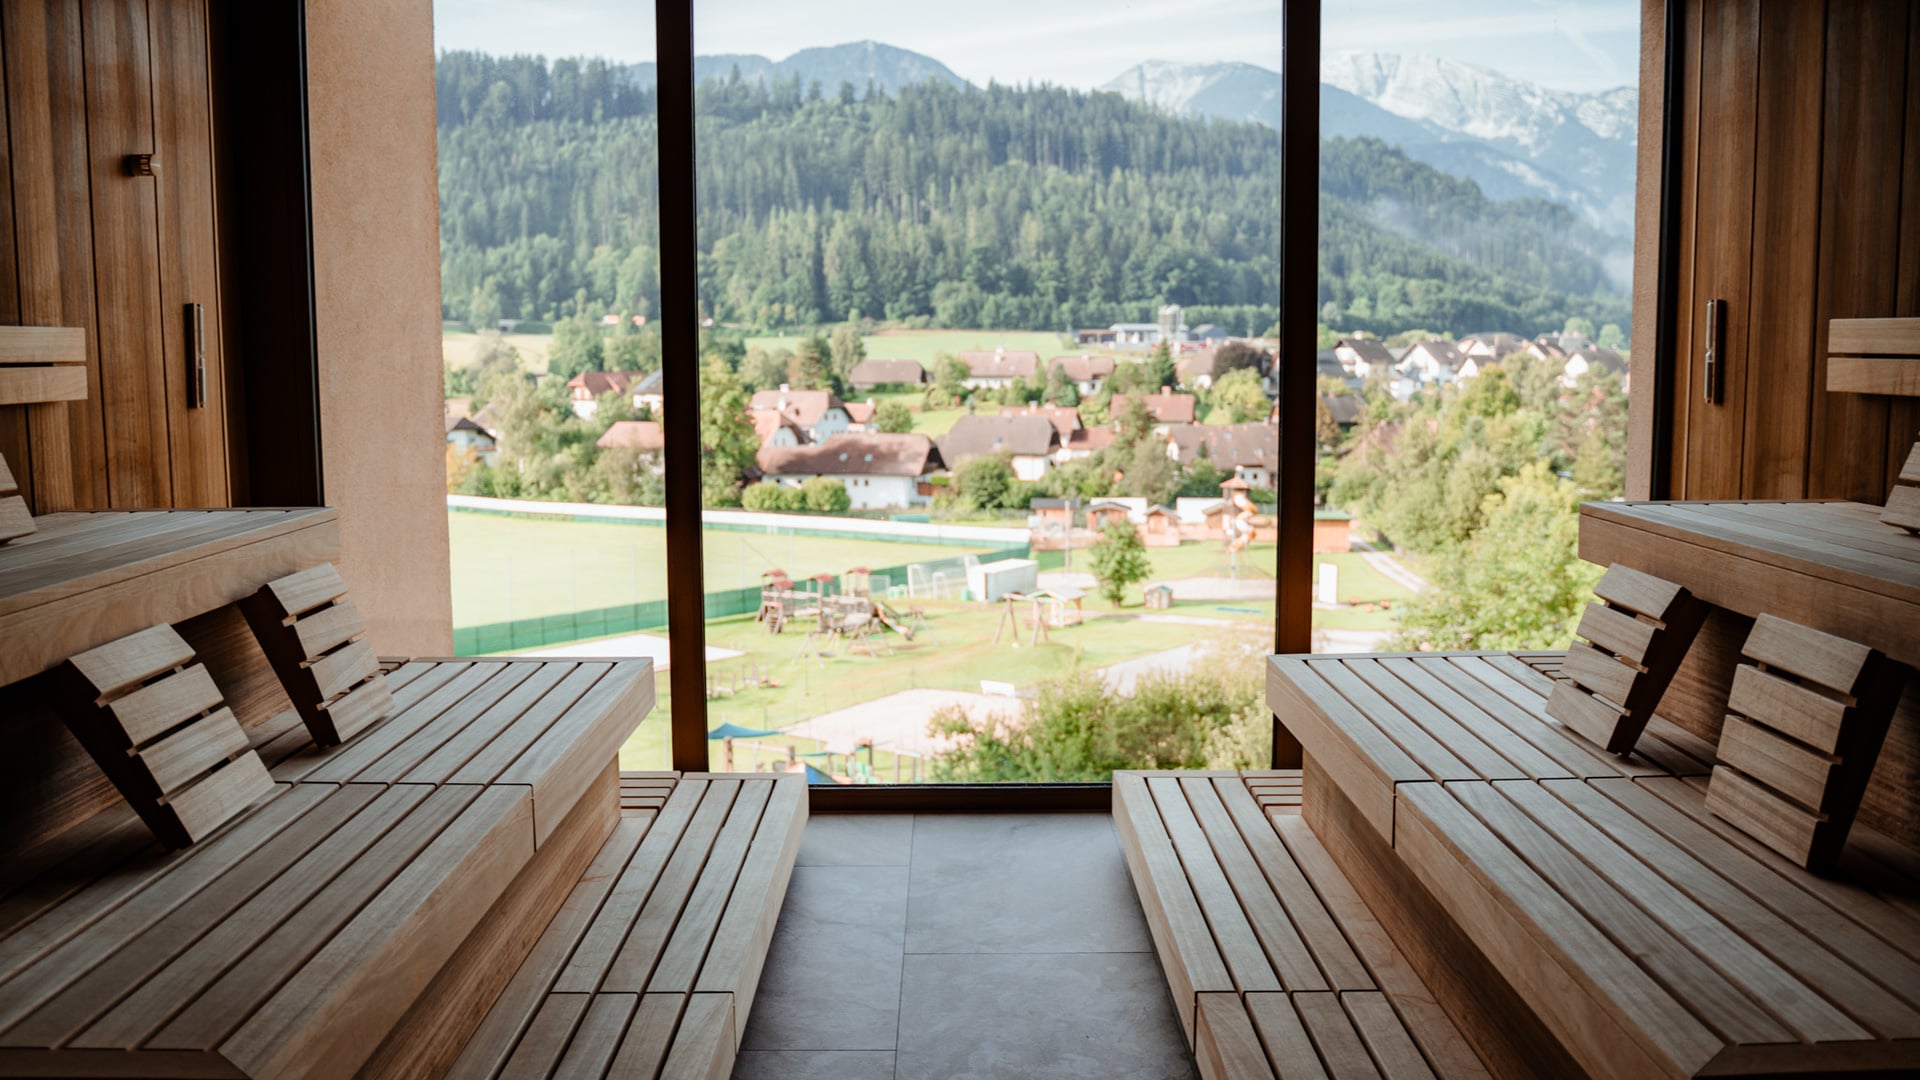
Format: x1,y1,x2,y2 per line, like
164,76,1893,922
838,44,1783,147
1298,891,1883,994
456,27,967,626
1102,54,1638,237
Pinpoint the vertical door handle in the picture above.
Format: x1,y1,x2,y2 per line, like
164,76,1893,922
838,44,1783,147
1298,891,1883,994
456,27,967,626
1704,298,1723,405
186,303,206,408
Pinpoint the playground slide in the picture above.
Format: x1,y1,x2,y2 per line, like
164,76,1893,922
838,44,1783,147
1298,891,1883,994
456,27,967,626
874,599,915,640
1228,490,1258,552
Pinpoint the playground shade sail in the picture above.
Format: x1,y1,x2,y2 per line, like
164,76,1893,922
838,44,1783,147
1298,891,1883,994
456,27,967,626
708,722,784,740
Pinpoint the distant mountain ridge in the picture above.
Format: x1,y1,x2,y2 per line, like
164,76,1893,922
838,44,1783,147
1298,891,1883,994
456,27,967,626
1102,53,1638,240
626,40,967,98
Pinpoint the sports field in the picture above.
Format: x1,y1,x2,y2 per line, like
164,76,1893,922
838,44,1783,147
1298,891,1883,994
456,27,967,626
745,328,1082,367
448,510,999,627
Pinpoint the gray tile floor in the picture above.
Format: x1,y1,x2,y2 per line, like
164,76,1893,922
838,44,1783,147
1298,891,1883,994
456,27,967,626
733,813,1198,1080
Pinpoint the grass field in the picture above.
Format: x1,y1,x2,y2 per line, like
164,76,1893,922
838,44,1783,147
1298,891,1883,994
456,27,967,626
449,510,999,626
442,330,555,376
747,329,1082,367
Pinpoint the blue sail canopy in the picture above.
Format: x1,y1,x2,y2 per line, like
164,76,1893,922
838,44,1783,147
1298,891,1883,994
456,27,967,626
707,722,783,740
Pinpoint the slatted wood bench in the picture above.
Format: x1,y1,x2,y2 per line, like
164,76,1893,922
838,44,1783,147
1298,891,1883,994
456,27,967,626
0,655,654,1079
1114,770,1488,1079
446,771,807,1080
1269,651,1920,1079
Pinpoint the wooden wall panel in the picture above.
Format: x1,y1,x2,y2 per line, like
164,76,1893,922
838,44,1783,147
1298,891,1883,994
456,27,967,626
149,0,229,506
1740,0,1826,499
1893,14,1920,476
1809,0,1910,503
1680,0,1759,499
82,0,173,508
3,0,106,510
1666,0,1704,498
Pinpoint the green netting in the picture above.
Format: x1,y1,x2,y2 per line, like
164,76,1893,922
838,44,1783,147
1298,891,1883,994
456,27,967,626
451,543,1029,655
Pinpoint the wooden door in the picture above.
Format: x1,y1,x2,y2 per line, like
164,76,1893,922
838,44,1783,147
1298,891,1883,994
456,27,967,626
1659,0,1920,502
0,0,229,511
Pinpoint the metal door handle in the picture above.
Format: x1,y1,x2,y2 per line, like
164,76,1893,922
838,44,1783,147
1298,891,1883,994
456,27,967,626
1704,298,1723,405
186,303,206,408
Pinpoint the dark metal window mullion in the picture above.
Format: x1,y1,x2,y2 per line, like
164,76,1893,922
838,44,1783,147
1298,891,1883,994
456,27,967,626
656,0,710,772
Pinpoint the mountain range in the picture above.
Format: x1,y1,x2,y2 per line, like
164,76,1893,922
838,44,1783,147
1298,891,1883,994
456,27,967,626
622,41,1638,243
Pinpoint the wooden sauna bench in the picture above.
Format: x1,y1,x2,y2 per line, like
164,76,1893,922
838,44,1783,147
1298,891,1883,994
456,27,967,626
0,656,657,1079
1113,770,1489,1079
0,507,339,688
444,771,806,1080
1268,652,1920,1079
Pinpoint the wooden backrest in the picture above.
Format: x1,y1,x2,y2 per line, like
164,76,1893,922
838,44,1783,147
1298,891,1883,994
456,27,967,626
54,624,274,849
239,563,391,746
0,326,87,408
1706,614,1907,870
1884,434,1919,533
1546,564,1708,755
0,452,33,543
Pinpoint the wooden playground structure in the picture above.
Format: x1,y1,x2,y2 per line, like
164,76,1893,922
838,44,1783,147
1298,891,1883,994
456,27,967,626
992,586,1085,647
757,567,935,663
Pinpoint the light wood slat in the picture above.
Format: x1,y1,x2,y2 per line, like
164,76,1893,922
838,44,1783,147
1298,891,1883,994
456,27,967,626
1212,779,1372,991
598,780,743,994
1575,603,1656,665
657,993,734,1080
0,807,157,944
1549,779,1920,1036
1585,502,1920,602
499,994,590,1079
1451,783,1794,1046
304,637,377,701
0,496,32,542
1561,642,1640,708
553,780,710,995
0,785,340,1029
107,662,223,745
400,663,576,784
1706,766,1823,869
550,992,636,1079
448,816,653,1077
604,993,683,1080
1881,484,1920,531
1593,563,1689,622
644,781,773,994
66,624,194,699
1701,501,1920,563
0,326,85,363
319,675,394,745
218,787,535,1080
350,664,544,784
1901,443,1920,484
1343,991,1439,1080
1371,659,1571,780
1717,715,1841,811
299,662,501,783
1545,682,1629,750
1146,777,1283,995
1270,814,1489,1078
1425,659,1634,780
1341,660,1529,780
137,707,247,794
498,661,655,843
1395,783,1713,1080
448,662,612,785
0,365,86,406
1829,317,1920,356
56,784,439,1050
258,564,350,620
1743,614,1878,695
1244,993,1325,1079
1828,352,1920,393
693,777,807,1046
1494,781,1864,1043
0,457,15,497
1267,661,1403,841
1197,991,1288,1079
1726,664,1851,753
160,752,274,848
1293,992,1381,1078
1177,777,1331,992
1112,773,1232,1042
290,598,364,659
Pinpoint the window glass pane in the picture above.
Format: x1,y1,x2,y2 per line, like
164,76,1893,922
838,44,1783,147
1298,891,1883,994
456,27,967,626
432,2,675,769
1314,1,1640,654
690,1,1283,781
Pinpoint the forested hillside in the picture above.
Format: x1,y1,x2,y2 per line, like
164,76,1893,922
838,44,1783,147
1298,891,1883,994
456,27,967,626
436,52,1630,337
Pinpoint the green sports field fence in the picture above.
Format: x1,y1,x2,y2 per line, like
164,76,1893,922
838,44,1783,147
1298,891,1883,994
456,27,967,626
452,542,1029,655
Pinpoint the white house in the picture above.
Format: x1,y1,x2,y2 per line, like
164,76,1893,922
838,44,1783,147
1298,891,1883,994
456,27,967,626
444,399,498,464
747,388,852,443
630,369,664,416
755,433,943,510
1397,339,1468,386
937,414,1060,482
1048,354,1116,395
1334,337,1396,378
564,370,643,420
595,420,665,472
1562,346,1629,390
958,348,1041,390
1163,422,1280,489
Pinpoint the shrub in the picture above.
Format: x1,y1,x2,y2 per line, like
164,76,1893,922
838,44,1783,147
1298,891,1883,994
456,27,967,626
801,476,852,513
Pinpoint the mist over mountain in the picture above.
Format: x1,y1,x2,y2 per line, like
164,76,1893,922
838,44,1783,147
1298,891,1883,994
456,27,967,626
1103,53,1638,239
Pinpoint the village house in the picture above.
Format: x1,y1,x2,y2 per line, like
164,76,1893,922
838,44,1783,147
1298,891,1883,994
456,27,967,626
750,409,808,448
1187,324,1231,345
630,369,664,416
1164,421,1281,488
957,347,1040,389
1073,327,1118,346
746,387,852,442
1456,331,1530,363
1563,345,1629,389
843,400,876,431
998,403,1081,439
1317,392,1364,434
1055,424,1115,463
564,369,643,420
845,358,927,392
1397,339,1468,386
754,432,943,510
1110,388,1199,435
443,399,498,464
1333,336,1396,378
594,420,666,469
937,414,1060,481
1048,354,1116,395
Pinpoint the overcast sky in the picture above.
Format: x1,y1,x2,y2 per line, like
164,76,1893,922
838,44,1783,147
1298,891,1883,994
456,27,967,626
432,1,1639,94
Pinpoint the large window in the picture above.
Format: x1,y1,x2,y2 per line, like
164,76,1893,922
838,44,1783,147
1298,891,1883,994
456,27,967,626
430,0,1640,787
